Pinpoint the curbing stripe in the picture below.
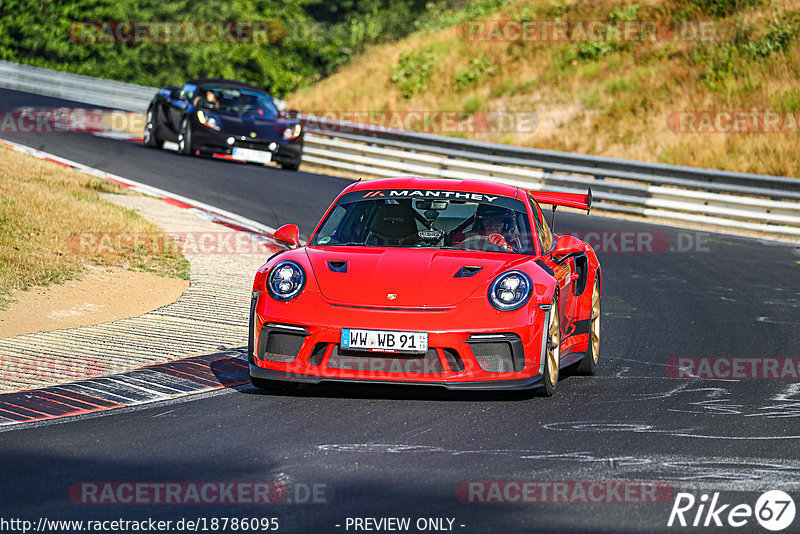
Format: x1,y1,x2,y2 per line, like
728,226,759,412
0,350,250,427
1,390,99,418
57,383,155,405
0,134,283,395
0,135,290,421
112,371,203,395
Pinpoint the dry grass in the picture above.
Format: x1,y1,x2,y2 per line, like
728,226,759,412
288,0,800,176
0,146,189,308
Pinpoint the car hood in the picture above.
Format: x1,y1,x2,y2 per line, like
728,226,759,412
304,246,519,308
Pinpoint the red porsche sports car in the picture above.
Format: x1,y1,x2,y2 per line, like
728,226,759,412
249,177,601,395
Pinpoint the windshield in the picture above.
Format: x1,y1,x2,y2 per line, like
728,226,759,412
311,191,536,254
197,86,278,118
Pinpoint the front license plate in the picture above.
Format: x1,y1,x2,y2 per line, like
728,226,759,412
341,329,428,353
232,147,272,164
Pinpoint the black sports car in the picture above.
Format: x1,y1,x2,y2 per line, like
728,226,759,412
143,78,303,170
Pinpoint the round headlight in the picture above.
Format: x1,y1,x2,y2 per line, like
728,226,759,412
267,260,305,301
488,270,532,311
283,123,301,140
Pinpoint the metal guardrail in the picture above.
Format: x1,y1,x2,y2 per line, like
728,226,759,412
300,121,800,236
2,60,799,237
0,60,155,112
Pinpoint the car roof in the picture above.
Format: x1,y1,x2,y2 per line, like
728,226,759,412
348,176,523,199
188,78,268,94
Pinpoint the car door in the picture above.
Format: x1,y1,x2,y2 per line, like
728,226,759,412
164,83,195,138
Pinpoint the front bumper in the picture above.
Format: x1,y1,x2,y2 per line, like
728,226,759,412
192,127,303,166
249,291,552,390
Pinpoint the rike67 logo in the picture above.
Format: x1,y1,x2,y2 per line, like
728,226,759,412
668,491,796,531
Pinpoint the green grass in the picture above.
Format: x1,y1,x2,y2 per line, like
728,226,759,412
0,147,189,309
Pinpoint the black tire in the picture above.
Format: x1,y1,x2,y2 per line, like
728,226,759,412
250,376,301,393
178,118,194,156
279,158,301,171
537,300,561,397
143,107,163,149
576,274,601,376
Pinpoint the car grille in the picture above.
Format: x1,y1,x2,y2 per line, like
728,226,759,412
327,345,443,373
259,331,304,363
470,342,515,373
234,140,275,151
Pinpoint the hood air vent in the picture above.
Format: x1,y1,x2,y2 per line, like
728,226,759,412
455,266,483,278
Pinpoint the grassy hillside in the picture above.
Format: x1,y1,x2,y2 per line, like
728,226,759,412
289,0,800,176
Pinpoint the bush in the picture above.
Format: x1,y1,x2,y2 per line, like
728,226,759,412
571,5,639,62
693,10,799,87
391,47,437,98
742,12,800,59
453,55,492,91
674,0,763,19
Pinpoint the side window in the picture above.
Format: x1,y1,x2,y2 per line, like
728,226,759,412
528,196,543,252
538,204,554,252
180,83,197,101
322,205,346,240
529,196,553,253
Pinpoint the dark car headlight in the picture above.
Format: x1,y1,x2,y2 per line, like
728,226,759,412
197,110,221,131
488,270,532,311
282,123,301,140
267,260,306,301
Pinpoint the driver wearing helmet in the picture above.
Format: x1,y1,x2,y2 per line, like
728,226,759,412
467,204,520,252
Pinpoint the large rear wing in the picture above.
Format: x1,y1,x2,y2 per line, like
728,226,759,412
529,188,592,214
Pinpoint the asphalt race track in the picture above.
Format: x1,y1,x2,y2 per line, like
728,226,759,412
2,88,800,533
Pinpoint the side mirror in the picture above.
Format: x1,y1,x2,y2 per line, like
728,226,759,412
169,88,182,100
552,234,584,263
274,224,301,249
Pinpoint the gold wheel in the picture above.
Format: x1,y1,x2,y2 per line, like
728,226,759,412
591,278,600,364
547,303,560,387
576,274,600,376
